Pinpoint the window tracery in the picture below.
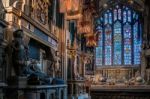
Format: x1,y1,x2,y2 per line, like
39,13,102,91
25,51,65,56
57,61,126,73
95,5,142,67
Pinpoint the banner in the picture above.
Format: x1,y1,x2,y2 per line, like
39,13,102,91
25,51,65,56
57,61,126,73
77,10,93,34
65,0,82,19
59,0,66,13
66,0,80,13
86,34,97,47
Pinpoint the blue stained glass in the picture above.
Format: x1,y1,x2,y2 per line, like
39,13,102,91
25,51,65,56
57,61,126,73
96,26,101,30
114,9,117,21
124,24,132,65
104,13,108,24
109,13,112,24
95,4,142,67
134,22,141,65
116,5,119,8
96,27,103,66
105,25,112,65
136,14,139,20
126,7,129,10
123,11,127,23
96,48,103,65
114,21,122,65
118,9,121,20
128,10,131,22
109,12,112,24
100,17,103,22
133,12,136,19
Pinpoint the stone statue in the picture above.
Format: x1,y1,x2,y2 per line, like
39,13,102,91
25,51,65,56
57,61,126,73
12,29,28,76
11,29,51,85
24,60,51,85
85,59,92,71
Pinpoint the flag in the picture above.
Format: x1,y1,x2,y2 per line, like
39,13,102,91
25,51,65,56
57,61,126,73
59,0,66,13
65,0,82,19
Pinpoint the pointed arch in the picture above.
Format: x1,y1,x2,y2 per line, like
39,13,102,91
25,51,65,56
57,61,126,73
95,4,142,67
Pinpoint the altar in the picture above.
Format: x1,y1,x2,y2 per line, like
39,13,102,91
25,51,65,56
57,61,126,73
90,85,150,99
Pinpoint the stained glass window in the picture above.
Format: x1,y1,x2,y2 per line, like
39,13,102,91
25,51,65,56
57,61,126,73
136,14,139,20
133,22,141,65
96,26,101,30
105,25,112,65
95,4,142,67
109,12,112,24
114,9,117,21
124,24,132,65
133,12,136,19
105,13,108,24
100,17,103,22
118,9,122,20
128,10,131,22
123,11,127,23
96,27,103,65
114,21,122,65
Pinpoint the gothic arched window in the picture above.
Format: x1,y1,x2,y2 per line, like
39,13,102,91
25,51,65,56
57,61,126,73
95,5,142,67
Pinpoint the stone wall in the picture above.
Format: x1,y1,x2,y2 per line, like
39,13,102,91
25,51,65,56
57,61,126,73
141,0,150,83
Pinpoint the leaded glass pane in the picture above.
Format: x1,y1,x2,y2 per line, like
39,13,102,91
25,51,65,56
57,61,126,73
96,27,103,66
116,5,119,8
109,12,112,24
133,11,136,19
123,11,127,23
136,14,139,20
100,17,103,22
96,47,102,65
124,24,132,65
113,21,122,65
96,26,101,30
118,9,122,20
95,4,142,67
96,28,103,66
134,22,141,65
128,10,131,22
105,25,112,65
104,13,108,24
114,9,117,21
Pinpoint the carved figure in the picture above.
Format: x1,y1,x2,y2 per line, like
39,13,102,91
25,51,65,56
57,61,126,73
12,29,28,76
24,60,51,85
11,29,51,84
